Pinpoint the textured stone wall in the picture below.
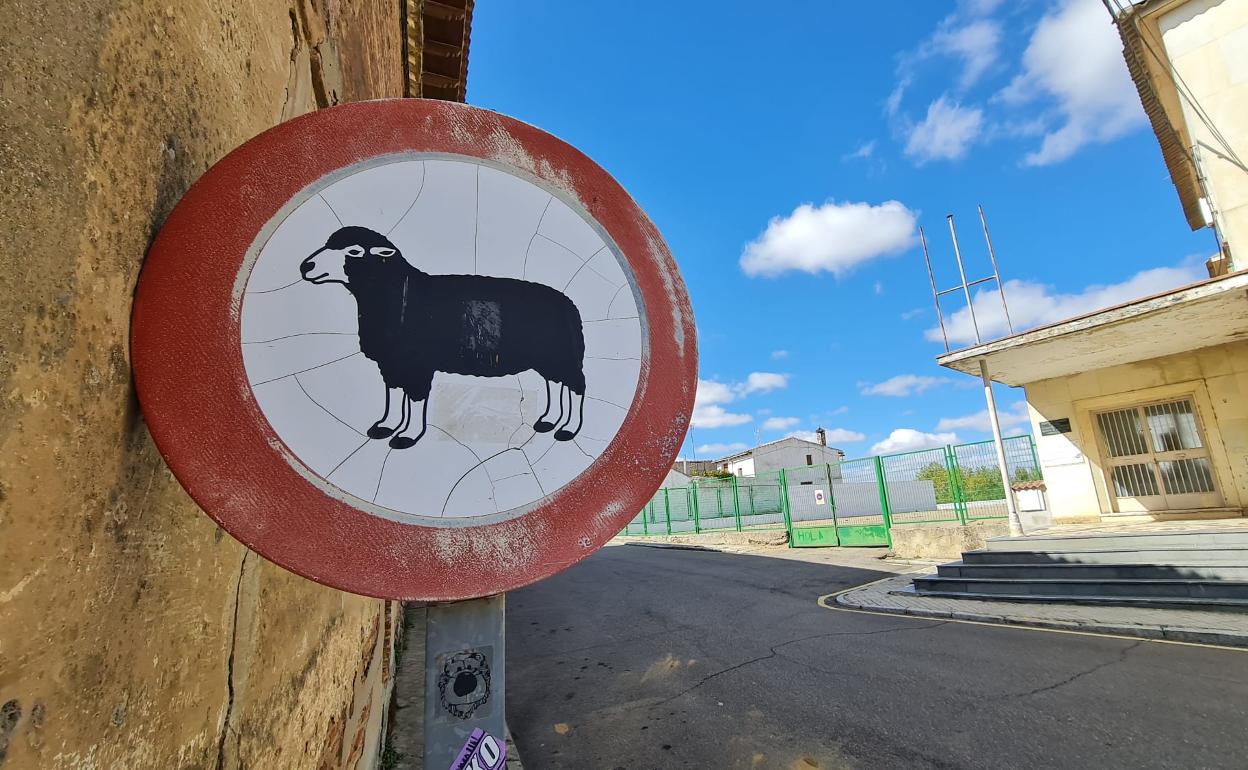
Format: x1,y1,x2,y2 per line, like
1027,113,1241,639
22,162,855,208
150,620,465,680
0,1,403,767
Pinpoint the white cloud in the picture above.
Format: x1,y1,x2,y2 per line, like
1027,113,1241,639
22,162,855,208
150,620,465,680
874,281,885,295
860,374,952,397
770,349,790,360
927,262,1205,346
762,416,801,431
871,428,960,454
936,401,1030,432
695,378,735,406
740,200,918,278
885,77,910,118
692,378,750,428
696,442,747,457
901,307,926,321
924,18,1002,90
786,430,822,443
691,405,752,429
692,374,788,428
842,140,877,161
828,406,850,416
999,0,1145,166
905,96,984,163
739,372,789,395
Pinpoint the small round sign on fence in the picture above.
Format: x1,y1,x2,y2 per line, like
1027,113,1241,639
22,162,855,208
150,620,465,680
131,99,696,600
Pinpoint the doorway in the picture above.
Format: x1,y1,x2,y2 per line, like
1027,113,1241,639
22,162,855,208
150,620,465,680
1093,397,1221,512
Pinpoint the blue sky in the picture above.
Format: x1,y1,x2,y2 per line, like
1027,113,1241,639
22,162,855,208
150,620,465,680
468,0,1215,460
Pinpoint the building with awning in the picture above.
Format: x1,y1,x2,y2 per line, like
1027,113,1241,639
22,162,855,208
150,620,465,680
939,270,1248,522
936,0,1248,524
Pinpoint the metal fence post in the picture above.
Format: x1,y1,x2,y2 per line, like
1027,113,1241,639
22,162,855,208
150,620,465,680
823,463,840,533
947,445,968,522
663,488,672,535
872,456,893,547
641,500,650,535
1029,435,1042,480
716,485,724,519
731,475,742,532
779,469,794,547
944,446,967,524
690,482,701,534
748,484,755,516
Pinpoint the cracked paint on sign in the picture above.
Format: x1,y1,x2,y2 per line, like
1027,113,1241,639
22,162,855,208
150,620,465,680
239,155,644,525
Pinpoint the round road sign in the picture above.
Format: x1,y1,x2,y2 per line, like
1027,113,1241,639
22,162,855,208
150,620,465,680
131,99,696,600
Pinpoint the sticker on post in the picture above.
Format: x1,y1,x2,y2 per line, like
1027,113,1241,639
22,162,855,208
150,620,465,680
438,648,493,720
814,489,826,506
449,728,506,770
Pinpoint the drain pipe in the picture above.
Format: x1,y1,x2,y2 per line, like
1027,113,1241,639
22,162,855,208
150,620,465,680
980,358,1024,537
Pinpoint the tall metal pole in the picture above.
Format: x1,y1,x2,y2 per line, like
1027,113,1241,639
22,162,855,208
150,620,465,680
980,359,1023,536
947,215,981,345
977,205,1014,335
920,227,950,352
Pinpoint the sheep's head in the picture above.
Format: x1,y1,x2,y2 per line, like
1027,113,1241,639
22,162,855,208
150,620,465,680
300,226,398,286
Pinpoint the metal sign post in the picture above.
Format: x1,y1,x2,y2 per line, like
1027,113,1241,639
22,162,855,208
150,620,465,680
425,596,507,769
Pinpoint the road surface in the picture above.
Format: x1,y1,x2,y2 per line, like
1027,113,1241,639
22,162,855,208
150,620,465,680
506,543,1248,769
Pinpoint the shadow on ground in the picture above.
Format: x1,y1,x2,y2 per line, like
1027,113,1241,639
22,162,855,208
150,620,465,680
506,543,1248,770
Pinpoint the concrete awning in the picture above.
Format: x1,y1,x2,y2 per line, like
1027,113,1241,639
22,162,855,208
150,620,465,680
937,270,1248,387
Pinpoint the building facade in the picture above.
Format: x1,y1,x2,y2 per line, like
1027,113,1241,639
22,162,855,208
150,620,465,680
717,435,846,477
0,1,471,767
938,0,1247,524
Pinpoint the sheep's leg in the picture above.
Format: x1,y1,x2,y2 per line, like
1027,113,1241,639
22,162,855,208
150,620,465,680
554,388,584,442
368,386,407,439
533,379,559,433
388,395,428,450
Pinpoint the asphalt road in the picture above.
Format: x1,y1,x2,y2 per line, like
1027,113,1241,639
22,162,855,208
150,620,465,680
505,544,1248,770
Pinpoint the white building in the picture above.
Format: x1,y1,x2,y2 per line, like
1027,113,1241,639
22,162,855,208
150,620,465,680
938,0,1248,524
715,431,846,477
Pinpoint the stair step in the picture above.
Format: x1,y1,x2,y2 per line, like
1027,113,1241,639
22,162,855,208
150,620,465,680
905,588,1248,609
962,547,1248,566
938,563,1248,580
985,530,1248,552
911,576,1248,600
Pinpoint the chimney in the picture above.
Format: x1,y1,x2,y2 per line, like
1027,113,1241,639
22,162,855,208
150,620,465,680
816,427,826,446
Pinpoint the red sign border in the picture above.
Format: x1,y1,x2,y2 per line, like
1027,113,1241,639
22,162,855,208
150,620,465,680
131,99,697,600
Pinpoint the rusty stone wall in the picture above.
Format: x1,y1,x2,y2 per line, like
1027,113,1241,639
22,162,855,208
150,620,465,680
0,1,404,767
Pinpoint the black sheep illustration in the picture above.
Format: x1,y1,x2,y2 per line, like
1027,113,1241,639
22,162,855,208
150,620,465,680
299,226,586,449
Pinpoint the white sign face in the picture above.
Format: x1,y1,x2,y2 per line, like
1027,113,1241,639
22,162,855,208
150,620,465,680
814,489,826,506
238,155,644,525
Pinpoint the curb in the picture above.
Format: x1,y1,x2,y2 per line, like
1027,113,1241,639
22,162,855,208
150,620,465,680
504,725,523,769
622,542,721,552
829,580,1248,650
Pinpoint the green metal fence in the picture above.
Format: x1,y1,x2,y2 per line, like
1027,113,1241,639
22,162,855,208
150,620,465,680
621,435,1041,547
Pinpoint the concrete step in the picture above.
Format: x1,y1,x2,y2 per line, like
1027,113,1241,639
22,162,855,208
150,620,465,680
912,576,1248,601
937,562,1248,581
985,530,1248,552
904,588,1248,609
962,547,1248,565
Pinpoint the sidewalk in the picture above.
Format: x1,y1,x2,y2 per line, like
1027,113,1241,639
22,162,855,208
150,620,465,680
833,569,1248,648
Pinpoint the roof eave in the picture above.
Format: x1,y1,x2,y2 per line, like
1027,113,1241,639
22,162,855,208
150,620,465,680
1112,1,1207,230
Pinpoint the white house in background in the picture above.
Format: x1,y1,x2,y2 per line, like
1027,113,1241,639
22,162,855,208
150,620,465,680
715,429,846,477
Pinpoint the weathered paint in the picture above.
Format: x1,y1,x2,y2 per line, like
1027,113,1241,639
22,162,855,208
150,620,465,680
131,99,698,601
